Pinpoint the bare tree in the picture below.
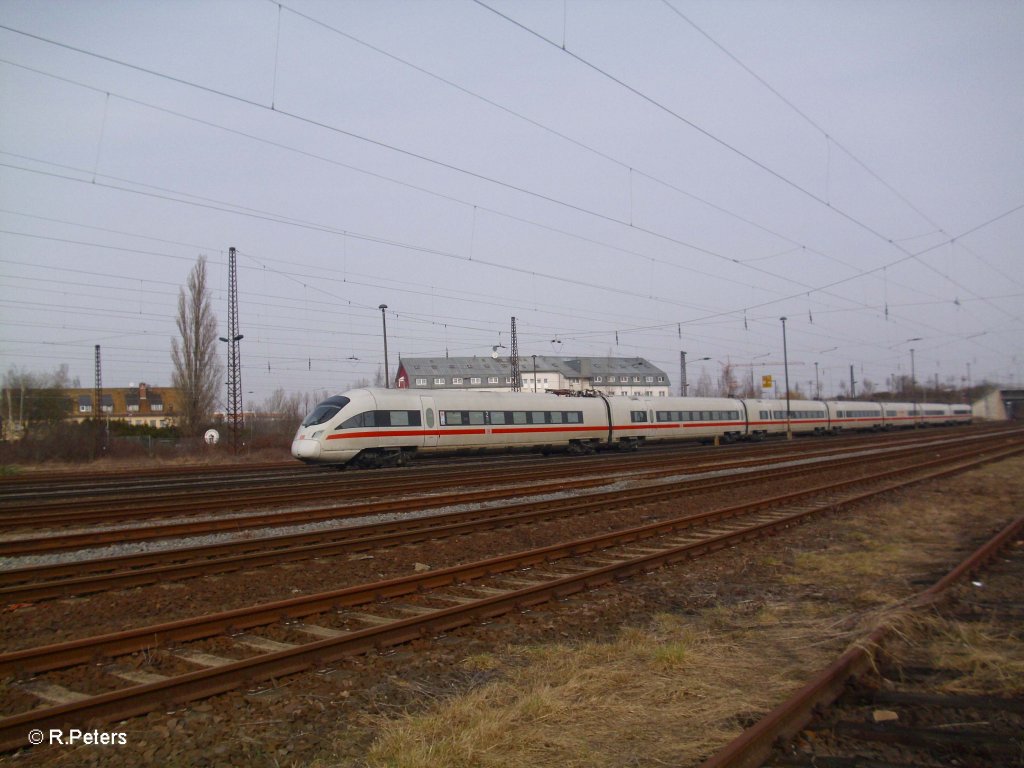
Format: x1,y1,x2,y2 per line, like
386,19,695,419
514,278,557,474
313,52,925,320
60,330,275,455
716,362,739,397
3,364,72,437
259,387,304,424
171,256,222,436
692,367,714,397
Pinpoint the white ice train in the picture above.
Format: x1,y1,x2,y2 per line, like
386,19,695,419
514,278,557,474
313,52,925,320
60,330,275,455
291,387,972,468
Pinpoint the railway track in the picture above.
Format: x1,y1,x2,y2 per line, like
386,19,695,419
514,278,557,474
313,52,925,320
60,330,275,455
2,435,1021,601
700,515,1024,768
0,426,1008,525
1,431,1015,556
1,438,1020,752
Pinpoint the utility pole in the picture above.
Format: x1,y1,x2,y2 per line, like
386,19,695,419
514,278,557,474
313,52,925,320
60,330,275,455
510,317,521,392
680,351,687,397
780,317,791,440
849,365,856,398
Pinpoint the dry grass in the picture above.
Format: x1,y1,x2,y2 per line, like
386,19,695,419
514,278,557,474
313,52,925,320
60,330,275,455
892,613,1024,696
362,615,831,768
347,458,1024,768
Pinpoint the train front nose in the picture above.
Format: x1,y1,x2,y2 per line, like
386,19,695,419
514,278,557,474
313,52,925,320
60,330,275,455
291,435,321,460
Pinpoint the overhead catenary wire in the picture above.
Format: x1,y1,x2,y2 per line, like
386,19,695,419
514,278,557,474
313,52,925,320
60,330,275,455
0,7,1017,394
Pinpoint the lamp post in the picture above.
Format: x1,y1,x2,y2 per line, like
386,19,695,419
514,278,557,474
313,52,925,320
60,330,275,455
910,346,916,401
378,304,390,388
680,351,711,396
780,317,791,440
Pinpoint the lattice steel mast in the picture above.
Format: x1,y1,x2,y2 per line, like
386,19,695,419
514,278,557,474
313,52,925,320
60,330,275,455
221,247,243,453
510,316,521,392
94,344,106,453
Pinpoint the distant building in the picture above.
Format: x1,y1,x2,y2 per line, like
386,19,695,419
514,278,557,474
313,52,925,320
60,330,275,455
395,356,671,397
66,382,181,428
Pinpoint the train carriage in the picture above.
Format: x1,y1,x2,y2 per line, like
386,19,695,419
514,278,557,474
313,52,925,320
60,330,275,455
292,388,611,467
621,396,748,445
745,399,829,438
825,401,884,432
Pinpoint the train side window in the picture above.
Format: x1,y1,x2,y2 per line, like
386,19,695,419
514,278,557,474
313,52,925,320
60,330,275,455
388,410,420,427
656,411,669,422
490,411,506,425
566,412,581,423
512,412,527,425
444,411,465,426
468,411,485,425
339,413,363,429
630,411,647,423
530,411,546,424
550,412,563,424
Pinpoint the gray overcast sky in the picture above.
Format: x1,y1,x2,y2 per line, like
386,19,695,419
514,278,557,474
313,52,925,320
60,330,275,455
1,0,1022,405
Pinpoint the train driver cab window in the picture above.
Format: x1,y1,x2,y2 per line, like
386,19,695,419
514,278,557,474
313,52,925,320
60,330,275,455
302,396,350,427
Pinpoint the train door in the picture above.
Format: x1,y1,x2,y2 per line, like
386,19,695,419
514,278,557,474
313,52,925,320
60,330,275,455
421,396,438,448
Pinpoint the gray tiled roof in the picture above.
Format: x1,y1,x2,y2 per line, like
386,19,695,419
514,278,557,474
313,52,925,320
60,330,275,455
398,356,668,383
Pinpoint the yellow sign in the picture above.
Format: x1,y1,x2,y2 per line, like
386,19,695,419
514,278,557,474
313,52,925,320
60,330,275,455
761,375,773,389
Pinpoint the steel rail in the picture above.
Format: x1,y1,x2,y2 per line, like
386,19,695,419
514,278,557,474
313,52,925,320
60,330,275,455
0,445,955,601
0,431,1002,557
0,445,1018,752
0,428,1002,522
2,443,1019,681
0,434,1006,581
696,519,1024,768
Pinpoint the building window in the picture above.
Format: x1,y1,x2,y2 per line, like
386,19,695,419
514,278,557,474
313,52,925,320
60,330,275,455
505,377,513,384
416,378,427,386
620,376,629,383
152,403,163,412
633,376,641,383
470,377,481,385
595,376,603,383
452,377,463,385
645,376,654,383
79,404,92,413
657,376,664,382
434,377,445,385
488,376,499,384
127,404,139,413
